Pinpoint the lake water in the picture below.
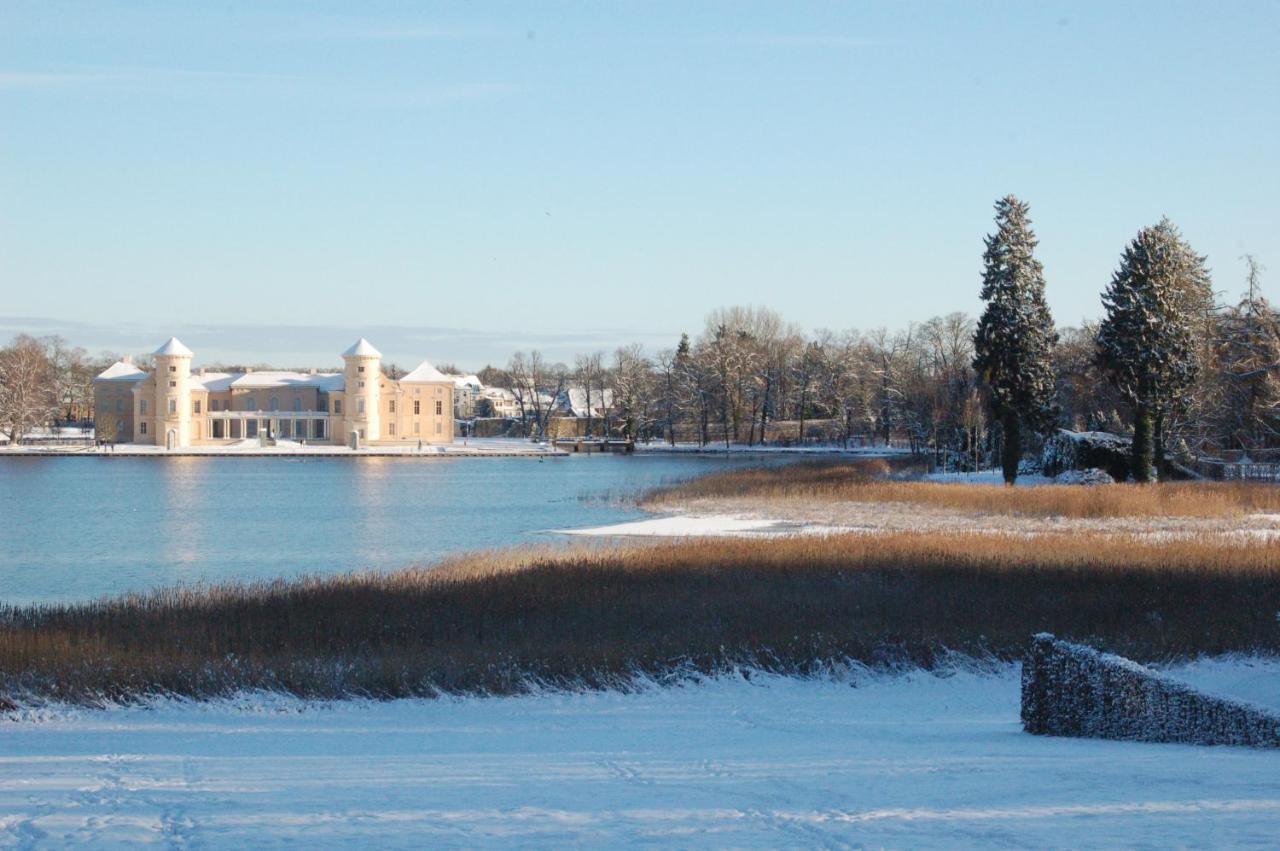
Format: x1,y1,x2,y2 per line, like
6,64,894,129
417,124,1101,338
0,454,790,606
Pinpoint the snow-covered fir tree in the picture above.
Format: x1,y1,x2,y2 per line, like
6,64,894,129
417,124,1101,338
1096,218,1211,481
972,195,1058,484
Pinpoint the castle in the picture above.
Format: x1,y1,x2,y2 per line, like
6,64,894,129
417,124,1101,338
93,337,454,449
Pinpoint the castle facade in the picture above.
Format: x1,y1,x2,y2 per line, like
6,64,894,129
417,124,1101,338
93,337,454,449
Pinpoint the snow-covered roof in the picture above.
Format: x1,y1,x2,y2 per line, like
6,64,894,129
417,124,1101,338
453,374,483,390
400,361,451,383
192,371,345,392
94,361,149,382
342,338,382,358
558,387,614,418
153,337,194,357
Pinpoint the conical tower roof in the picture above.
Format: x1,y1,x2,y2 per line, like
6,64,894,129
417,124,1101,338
153,337,194,357
342,338,382,358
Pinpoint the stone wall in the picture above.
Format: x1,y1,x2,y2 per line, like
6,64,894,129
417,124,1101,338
1021,634,1280,748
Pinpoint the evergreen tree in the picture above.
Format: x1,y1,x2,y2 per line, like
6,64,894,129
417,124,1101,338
972,195,1058,484
1097,219,1211,481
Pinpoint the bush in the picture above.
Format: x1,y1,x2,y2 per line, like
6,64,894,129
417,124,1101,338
1040,429,1132,480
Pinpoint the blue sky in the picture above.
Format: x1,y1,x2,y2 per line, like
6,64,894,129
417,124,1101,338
1,1,1277,367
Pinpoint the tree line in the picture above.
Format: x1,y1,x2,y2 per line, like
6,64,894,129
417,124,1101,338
482,197,1277,482
3,196,1277,472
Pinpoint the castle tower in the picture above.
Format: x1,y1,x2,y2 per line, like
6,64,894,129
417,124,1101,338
342,338,382,444
152,337,194,449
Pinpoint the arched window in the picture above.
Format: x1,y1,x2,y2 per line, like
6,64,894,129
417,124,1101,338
270,396,279,411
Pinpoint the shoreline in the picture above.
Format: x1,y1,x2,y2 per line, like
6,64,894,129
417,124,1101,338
0,441,912,459
0,439,568,459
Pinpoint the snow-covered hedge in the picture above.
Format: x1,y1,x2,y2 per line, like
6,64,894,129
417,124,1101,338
1053,468,1115,486
1021,634,1280,748
1040,430,1131,481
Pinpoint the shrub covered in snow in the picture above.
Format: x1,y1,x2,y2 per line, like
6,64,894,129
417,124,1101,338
1053,468,1115,486
1040,429,1131,481
1022,634,1280,748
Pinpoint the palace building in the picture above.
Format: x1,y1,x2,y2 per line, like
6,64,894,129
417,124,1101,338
93,337,454,449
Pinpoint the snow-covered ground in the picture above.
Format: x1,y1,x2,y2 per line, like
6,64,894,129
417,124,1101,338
560,506,1280,541
558,515,851,538
3,661,1278,848
634,442,911,456
923,469,1052,484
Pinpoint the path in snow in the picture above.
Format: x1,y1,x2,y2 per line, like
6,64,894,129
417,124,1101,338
3,662,1278,848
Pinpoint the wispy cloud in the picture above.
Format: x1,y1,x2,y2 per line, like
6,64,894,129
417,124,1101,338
357,81,517,107
319,25,495,41
0,70,117,90
0,65,514,107
0,65,302,91
0,317,673,369
725,34,884,49
275,17,502,42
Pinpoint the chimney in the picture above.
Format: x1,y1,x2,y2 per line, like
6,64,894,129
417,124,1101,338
244,367,254,374
122,355,133,365
199,367,207,377
309,368,317,375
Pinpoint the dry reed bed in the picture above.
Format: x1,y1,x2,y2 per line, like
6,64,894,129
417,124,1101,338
3,531,1279,706
644,461,1280,519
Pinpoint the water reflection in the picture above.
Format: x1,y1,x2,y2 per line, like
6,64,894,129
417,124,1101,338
350,457,394,569
157,457,206,570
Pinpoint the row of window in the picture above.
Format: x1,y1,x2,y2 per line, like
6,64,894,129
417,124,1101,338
105,393,449,418
386,421,444,436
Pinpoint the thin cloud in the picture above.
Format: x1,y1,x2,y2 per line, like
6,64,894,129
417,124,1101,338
728,34,884,48
0,65,302,91
323,25,496,41
0,70,118,89
276,17,502,42
0,65,514,107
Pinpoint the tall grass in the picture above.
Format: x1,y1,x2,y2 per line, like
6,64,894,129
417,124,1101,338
645,461,1280,518
4,531,1279,706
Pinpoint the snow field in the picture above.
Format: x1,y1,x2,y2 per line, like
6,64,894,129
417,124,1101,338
2,661,1278,848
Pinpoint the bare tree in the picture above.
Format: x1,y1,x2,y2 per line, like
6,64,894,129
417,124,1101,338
0,335,59,444
610,344,653,441
573,351,605,437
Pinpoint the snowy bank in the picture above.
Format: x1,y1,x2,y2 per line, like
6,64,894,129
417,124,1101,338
634,442,911,456
3,662,1279,848
557,514,851,538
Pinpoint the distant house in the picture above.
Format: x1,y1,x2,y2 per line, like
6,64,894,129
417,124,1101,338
554,386,614,420
476,387,522,419
450,374,484,418
473,386,555,421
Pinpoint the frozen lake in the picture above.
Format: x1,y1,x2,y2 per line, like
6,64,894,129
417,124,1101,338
0,452,788,606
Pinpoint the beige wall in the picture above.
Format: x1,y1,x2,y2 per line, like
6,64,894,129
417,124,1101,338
93,380,139,443
374,380,454,444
